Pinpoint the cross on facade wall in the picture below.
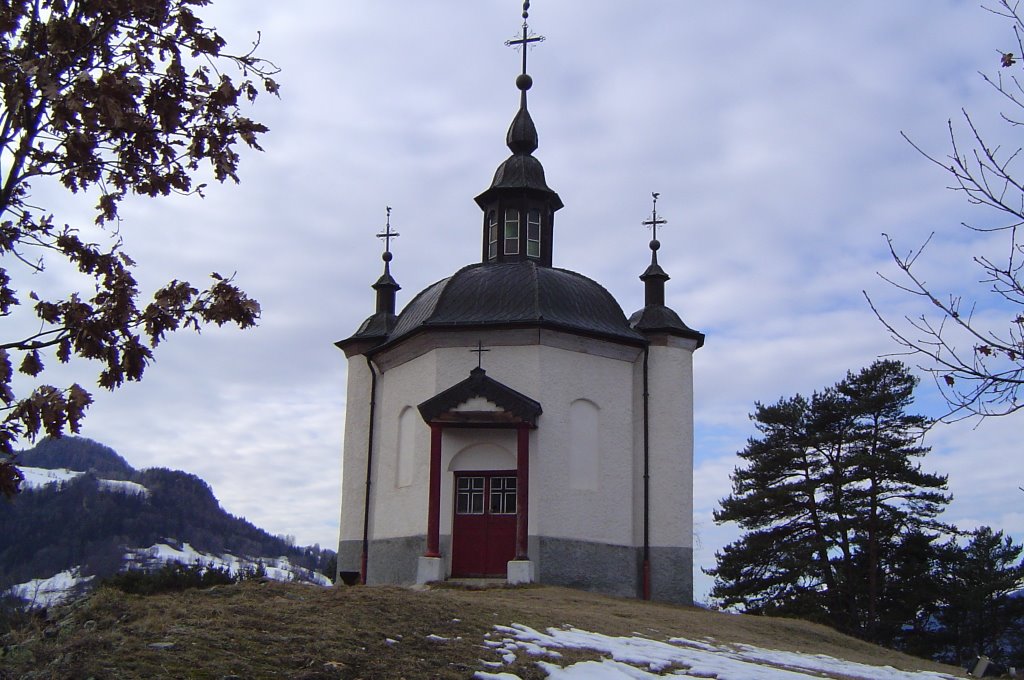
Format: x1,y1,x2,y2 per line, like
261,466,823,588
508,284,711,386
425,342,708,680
471,340,490,369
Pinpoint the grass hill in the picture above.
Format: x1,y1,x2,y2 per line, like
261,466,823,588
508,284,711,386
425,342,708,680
0,581,964,679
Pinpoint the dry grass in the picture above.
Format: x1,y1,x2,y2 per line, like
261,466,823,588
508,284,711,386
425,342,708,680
0,580,962,679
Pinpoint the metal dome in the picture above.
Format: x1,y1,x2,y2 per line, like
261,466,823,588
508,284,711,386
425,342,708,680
379,261,645,348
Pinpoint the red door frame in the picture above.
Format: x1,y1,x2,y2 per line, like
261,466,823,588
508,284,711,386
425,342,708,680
425,423,531,570
451,471,517,577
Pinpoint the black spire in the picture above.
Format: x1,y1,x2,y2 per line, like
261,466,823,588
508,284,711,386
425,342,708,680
475,0,562,267
629,194,705,346
373,206,401,315
336,207,402,354
640,193,669,307
504,1,543,153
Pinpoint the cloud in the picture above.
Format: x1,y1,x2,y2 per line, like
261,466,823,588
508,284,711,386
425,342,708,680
11,1,1024,603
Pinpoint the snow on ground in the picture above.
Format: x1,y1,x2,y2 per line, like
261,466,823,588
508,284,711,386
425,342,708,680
7,542,330,610
7,568,95,608
126,542,332,586
97,478,148,496
19,467,148,496
20,466,83,489
475,624,961,680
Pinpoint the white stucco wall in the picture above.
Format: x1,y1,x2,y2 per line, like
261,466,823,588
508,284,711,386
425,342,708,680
338,355,373,547
645,340,697,550
342,327,696,570
532,343,637,546
367,350,437,540
358,332,644,548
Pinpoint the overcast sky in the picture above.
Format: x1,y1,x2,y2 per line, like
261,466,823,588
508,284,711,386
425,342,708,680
19,1,1024,601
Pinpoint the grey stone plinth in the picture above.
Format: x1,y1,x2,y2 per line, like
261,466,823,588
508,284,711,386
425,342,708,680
507,560,536,585
416,556,445,584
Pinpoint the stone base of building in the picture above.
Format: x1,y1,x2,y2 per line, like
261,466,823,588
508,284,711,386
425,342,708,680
343,534,694,605
506,560,535,585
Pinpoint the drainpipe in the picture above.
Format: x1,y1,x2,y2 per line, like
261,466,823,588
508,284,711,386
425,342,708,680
642,344,651,600
360,356,378,585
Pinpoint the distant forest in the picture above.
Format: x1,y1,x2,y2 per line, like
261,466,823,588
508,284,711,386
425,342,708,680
0,437,335,588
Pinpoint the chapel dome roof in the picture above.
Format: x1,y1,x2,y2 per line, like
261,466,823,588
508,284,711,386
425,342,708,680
379,260,645,348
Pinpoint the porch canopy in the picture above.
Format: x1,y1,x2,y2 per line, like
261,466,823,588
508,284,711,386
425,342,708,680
417,367,541,562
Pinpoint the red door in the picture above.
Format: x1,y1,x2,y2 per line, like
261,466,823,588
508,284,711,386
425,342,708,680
451,471,517,577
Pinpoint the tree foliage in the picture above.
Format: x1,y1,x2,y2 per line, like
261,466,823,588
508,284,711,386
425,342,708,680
867,0,1024,420
932,527,1024,666
709,361,1024,662
708,360,951,641
0,0,279,495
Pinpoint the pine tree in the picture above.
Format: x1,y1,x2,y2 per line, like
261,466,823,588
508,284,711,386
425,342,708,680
875,530,945,657
935,527,1024,667
709,360,951,640
710,393,841,622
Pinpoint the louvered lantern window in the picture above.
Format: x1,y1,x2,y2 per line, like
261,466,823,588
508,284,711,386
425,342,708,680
487,211,498,260
526,209,541,258
504,209,519,255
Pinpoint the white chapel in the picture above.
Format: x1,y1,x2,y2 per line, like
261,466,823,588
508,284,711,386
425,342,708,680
335,5,704,604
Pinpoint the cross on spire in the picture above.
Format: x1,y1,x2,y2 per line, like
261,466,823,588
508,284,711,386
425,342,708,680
470,340,490,369
642,192,667,243
376,206,400,256
505,0,545,76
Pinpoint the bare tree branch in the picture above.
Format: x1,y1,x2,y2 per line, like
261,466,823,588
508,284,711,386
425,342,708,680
875,0,1024,421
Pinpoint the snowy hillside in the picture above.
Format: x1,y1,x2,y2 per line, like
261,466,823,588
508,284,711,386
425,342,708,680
7,568,96,609
9,540,331,608
2,437,336,608
124,542,332,587
21,466,149,496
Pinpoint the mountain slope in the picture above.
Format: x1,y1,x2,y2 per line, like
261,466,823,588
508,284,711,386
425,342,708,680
0,437,334,604
19,437,134,479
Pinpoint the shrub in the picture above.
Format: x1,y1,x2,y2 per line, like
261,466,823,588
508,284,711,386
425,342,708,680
103,562,235,595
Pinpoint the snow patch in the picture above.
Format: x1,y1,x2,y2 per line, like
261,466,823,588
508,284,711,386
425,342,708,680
98,478,148,496
125,542,332,586
19,467,83,489
7,568,94,608
483,624,962,679
20,467,148,496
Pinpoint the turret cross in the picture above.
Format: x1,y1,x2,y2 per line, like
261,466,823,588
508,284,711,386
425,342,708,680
505,1,545,76
376,206,400,255
642,192,667,242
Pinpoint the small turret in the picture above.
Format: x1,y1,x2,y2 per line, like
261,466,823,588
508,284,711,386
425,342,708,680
336,207,402,355
629,194,705,345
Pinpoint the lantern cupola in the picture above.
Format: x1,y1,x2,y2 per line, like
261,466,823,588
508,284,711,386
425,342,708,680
474,2,563,267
